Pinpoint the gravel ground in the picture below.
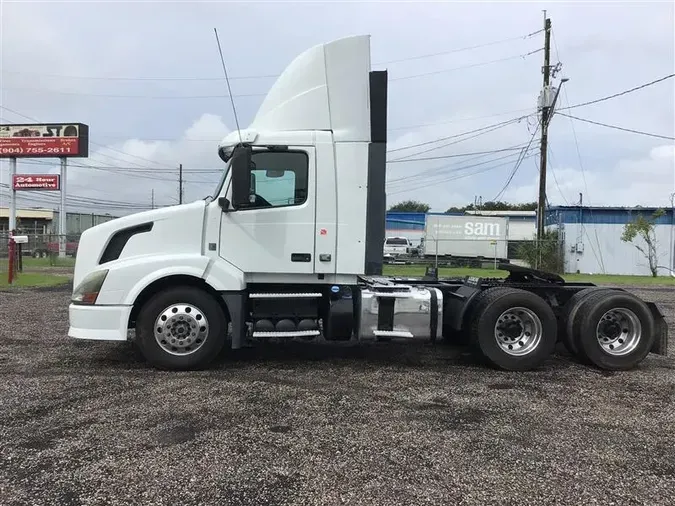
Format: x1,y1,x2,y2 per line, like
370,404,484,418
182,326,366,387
0,284,674,506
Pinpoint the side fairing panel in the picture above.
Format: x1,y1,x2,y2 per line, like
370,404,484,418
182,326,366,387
335,142,369,274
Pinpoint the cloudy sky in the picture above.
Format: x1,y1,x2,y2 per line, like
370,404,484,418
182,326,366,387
0,0,673,216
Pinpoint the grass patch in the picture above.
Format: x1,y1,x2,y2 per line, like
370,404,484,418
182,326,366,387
21,256,76,268
0,272,71,288
382,265,675,286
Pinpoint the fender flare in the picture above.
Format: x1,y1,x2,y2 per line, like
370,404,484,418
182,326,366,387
94,254,245,306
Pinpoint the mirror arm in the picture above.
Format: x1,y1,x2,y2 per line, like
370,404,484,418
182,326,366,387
218,196,233,213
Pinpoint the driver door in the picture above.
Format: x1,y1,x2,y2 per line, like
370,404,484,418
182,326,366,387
219,147,317,275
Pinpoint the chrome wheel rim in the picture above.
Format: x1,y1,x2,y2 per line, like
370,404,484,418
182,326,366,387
595,308,641,356
154,303,209,356
494,307,543,356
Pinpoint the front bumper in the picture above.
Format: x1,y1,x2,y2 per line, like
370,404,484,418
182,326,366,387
68,303,132,341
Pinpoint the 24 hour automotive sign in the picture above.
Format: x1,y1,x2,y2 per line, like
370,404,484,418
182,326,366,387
0,123,89,158
12,174,60,191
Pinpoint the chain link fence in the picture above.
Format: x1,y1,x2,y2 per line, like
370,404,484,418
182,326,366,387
0,229,566,281
384,236,565,272
0,233,79,282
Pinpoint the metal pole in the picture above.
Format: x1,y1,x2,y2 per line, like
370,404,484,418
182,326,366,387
179,164,183,204
9,157,17,232
670,192,674,274
59,157,67,258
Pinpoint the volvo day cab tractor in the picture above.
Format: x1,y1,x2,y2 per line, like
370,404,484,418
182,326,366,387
68,35,668,372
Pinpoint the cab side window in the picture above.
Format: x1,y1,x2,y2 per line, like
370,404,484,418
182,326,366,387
245,150,309,209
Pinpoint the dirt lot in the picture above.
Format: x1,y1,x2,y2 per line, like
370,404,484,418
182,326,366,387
0,285,674,506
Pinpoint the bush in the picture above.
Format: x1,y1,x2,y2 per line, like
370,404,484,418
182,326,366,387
516,229,564,273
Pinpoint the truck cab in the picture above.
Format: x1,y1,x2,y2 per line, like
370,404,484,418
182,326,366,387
68,35,668,373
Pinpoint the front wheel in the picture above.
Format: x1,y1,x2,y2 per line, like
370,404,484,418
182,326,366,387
469,287,558,371
136,286,228,370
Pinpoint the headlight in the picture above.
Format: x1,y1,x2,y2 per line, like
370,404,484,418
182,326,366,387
71,269,109,305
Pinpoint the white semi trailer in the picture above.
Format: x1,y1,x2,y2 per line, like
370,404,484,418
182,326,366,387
421,214,509,259
68,35,668,372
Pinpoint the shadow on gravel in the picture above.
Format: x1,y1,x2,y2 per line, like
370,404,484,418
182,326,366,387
61,337,584,379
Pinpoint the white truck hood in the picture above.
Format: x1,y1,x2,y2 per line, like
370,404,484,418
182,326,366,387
73,200,207,289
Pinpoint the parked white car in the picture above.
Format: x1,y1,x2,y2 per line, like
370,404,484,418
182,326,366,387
383,236,412,259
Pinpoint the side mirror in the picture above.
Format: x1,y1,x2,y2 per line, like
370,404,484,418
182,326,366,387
230,144,252,209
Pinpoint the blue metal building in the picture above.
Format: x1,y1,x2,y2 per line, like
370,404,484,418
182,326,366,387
546,206,675,276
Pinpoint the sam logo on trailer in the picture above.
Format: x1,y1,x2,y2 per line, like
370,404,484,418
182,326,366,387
464,222,500,237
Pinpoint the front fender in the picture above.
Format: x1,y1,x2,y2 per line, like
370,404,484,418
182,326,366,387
94,254,245,306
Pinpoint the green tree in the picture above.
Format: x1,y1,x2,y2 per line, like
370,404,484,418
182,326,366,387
620,209,665,277
517,229,564,273
388,200,430,213
445,201,537,213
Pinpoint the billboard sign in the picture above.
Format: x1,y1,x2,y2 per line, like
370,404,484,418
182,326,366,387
0,123,89,158
12,174,60,191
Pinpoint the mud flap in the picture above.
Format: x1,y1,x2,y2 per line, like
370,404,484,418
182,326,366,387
222,291,247,350
646,301,669,356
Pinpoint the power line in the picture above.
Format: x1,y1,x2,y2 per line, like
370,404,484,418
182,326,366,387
388,48,544,82
379,29,543,64
0,184,166,211
560,74,675,111
0,105,176,170
387,147,537,186
67,107,539,141
556,112,675,140
552,29,606,274
387,152,540,196
387,116,527,156
0,29,544,81
546,146,571,205
3,87,268,100
2,49,545,100
387,146,530,164
492,123,541,201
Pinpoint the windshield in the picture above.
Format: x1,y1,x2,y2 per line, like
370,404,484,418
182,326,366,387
205,159,231,202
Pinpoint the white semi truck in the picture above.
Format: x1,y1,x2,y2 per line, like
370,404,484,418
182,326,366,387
68,35,668,372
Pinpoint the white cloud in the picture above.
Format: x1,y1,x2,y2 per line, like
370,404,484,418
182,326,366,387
505,143,675,207
1,114,231,214
0,1,673,217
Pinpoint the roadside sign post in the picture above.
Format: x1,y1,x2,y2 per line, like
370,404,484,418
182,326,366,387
59,157,67,258
7,235,15,285
9,157,16,231
0,123,89,260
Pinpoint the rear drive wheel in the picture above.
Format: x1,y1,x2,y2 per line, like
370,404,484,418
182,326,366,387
136,286,228,370
469,287,557,371
560,287,618,357
572,290,654,370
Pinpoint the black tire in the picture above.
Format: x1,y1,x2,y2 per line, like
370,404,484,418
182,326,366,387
572,290,655,371
559,287,618,357
468,287,557,371
136,286,228,370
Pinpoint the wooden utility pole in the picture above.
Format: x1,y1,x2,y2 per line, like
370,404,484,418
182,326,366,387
178,164,183,204
151,189,155,210
536,15,552,241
